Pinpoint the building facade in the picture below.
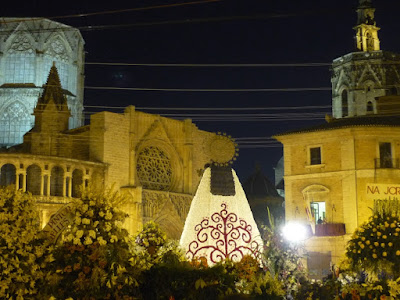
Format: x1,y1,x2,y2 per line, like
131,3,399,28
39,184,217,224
0,64,236,239
275,0,400,279
0,18,85,146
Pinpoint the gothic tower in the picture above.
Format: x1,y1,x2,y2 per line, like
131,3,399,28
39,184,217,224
331,0,400,118
0,18,84,147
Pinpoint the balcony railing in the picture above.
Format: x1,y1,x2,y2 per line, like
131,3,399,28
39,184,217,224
374,158,400,169
315,223,346,236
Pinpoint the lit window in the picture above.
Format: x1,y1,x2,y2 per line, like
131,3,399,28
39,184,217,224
310,147,322,165
311,202,326,224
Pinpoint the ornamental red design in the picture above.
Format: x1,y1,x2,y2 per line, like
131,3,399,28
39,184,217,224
187,203,260,263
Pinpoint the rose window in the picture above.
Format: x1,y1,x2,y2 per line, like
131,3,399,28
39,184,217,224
136,146,172,191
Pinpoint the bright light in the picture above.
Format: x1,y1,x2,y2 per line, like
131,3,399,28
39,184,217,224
282,222,309,242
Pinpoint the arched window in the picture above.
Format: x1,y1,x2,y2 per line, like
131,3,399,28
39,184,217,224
0,102,32,146
0,164,16,186
367,101,374,114
50,166,64,196
72,169,83,198
341,90,348,117
4,34,35,83
26,164,41,195
302,185,330,224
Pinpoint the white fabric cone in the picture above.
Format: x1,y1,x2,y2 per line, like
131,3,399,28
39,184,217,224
180,167,263,264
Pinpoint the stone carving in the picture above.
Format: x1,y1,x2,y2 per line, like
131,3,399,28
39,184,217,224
137,146,172,191
8,35,34,54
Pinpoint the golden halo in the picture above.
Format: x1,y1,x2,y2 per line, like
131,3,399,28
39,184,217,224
208,133,239,166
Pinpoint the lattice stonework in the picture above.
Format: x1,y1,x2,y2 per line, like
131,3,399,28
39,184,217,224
136,146,172,191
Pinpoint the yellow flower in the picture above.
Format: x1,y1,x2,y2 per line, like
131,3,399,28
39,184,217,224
366,240,371,245
82,218,90,225
383,235,387,239
76,230,84,239
360,244,365,249
391,223,396,228
373,253,378,258
361,237,366,241
388,242,393,247
396,250,400,256
381,243,385,248
383,252,387,257
374,242,379,247
377,232,382,237
84,236,93,245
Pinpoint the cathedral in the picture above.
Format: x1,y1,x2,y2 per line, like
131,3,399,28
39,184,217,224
0,18,84,147
0,18,236,239
275,0,400,279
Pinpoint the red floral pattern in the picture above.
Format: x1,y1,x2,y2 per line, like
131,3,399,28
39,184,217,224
187,203,260,263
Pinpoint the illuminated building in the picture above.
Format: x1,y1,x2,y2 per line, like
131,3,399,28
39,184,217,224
0,19,235,239
0,18,84,147
274,0,400,279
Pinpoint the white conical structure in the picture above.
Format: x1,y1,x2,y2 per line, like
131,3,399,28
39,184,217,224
180,167,263,265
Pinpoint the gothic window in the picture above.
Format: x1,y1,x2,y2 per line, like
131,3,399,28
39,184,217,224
72,169,83,198
50,166,64,196
136,146,172,191
341,90,348,117
0,102,32,146
5,34,35,84
44,37,71,90
26,164,41,195
0,164,16,187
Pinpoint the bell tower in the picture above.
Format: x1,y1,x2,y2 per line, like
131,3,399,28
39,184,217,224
330,0,400,119
354,0,380,52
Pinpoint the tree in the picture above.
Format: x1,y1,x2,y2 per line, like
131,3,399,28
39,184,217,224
0,187,52,299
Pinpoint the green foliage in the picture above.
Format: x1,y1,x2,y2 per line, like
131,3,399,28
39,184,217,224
44,188,141,299
0,187,52,299
346,207,400,277
261,210,307,296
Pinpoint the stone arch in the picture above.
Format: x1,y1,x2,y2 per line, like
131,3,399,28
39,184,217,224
72,168,83,198
50,166,64,196
0,164,16,187
0,101,32,146
26,164,41,195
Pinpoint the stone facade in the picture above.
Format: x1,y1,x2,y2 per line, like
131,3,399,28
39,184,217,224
275,0,400,279
0,18,85,146
0,63,233,239
331,1,400,119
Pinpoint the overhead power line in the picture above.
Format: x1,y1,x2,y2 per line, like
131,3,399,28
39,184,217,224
85,86,332,92
1,0,222,23
85,62,331,67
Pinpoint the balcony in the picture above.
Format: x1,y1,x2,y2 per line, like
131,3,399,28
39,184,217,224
374,158,400,169
315,223,346,236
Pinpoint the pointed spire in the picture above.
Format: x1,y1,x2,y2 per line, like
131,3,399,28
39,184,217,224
354,0,380,51
36,62,69,112
33,63,71,133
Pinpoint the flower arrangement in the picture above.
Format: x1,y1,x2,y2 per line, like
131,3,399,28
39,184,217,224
346,206,400,277
135,221,167,254
45,188,140,299
0,187,53,299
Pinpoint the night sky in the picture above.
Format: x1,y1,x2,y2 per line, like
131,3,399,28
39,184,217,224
4,0,400,182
